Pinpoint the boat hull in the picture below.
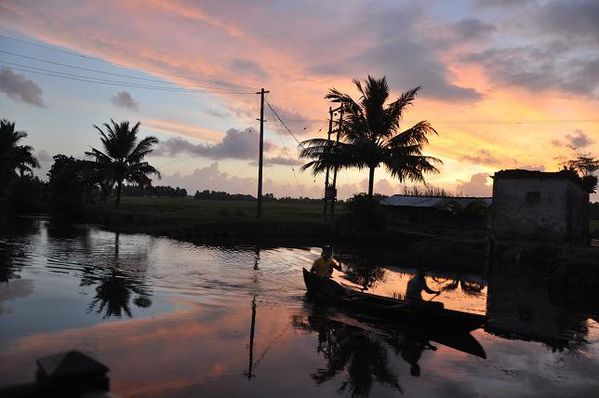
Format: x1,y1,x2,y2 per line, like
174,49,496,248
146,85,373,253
303,268,486,331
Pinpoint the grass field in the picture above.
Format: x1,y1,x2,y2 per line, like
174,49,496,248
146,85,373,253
92,197,340,232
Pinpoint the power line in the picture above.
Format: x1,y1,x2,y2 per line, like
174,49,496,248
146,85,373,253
264,100,304,146
0,49,261,93
0,60,256,94
0,33,257,91
1,49,179,85
266,106,304,197
420,120,599,125
266,117,599,125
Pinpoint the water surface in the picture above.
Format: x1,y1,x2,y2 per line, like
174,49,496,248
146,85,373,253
1,217,598,397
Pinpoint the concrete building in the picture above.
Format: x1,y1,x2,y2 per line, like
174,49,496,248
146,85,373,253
492,169,590,242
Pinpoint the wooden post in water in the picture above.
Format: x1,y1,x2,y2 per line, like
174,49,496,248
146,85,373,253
247,296,257,379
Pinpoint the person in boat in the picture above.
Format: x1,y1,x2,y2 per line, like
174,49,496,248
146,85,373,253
406,268,440,301
310,245,341,277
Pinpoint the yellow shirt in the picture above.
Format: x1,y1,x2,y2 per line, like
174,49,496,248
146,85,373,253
310,257,337,277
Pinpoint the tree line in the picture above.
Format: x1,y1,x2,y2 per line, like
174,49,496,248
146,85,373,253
123,185,187,198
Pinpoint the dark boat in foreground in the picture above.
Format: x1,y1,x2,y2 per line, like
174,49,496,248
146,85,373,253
303,268,486,331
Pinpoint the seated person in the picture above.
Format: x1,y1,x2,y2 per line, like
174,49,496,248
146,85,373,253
310,245,341,277
406,268,440,301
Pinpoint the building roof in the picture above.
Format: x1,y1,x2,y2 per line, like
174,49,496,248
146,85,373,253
380,195,492,208
493,169,589,191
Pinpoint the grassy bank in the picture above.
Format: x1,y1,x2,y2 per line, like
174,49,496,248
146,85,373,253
97,196,330,223
86,197,339,243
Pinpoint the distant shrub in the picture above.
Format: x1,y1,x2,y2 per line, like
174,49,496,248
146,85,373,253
337,193,387,239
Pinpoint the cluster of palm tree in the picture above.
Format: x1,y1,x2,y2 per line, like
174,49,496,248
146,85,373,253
300,76,441,198
1,117,160,209
86,119,160,207
0,119,39,195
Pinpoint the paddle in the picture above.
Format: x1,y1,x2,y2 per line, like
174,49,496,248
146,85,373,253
427,292,441,302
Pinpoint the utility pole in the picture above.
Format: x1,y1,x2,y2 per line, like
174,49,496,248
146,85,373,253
256,88,269,219
330,105,343,219
323,106,333,219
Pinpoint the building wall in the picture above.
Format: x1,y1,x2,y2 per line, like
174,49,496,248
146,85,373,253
566,182,590,240
492,178,588,241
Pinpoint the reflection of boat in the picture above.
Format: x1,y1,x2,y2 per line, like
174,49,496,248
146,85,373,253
306,308,487,359
292,302,486,398
303,268,486,331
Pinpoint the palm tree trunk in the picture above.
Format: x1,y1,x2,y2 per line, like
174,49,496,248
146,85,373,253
115,180,122,208
368,166,376,198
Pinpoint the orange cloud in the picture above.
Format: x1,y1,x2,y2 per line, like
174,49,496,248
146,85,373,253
144,118,224,143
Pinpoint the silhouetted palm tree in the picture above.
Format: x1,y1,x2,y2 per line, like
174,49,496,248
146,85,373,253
86,120,160,207
0,119,39,195
300,76,441,198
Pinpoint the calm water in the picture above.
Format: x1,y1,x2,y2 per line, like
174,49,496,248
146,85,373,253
1,217,598,397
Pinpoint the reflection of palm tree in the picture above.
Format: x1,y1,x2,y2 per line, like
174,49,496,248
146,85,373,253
300,77,440,198
336,247,386,290
82,232,152,318
86,120,160,208
343,265,386,290
438,277,485,296
0,119,39,195
305,316,401,397
88,268,152,318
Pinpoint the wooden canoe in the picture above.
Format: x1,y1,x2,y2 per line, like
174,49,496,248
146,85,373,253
303,268,486,331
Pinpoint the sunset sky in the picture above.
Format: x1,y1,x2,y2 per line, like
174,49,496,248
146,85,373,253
1,0,597,200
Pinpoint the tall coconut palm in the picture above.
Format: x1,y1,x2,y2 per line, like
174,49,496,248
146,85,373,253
300,76,441,198
0,119,39,195
86,120,160,208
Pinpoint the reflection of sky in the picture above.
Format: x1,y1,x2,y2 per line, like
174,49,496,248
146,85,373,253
1,221,599,396
2,300,598,397
334,268,488,314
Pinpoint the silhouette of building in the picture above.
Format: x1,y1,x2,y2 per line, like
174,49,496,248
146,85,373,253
492,169,589,242
381,195,491,233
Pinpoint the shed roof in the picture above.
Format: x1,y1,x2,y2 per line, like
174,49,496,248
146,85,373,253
380,195,492,208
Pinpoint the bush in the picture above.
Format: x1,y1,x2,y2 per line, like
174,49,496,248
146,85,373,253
337,193,387,239
48,155,97,217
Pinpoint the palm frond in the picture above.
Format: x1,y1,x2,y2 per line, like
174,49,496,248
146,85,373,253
384,153,442,182
386,121,438,148
299,139,367,175
127,135,159,163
